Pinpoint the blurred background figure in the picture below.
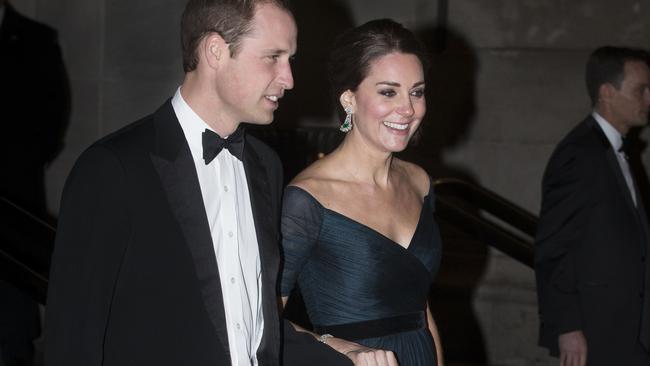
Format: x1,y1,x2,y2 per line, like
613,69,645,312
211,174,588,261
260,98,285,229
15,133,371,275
0,0,70,364
535,46,650,366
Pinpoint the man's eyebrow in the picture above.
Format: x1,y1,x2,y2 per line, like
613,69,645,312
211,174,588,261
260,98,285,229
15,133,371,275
263,48,290,54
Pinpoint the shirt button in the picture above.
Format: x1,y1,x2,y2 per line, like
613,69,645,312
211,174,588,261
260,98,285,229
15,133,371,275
236,323,241,330
224,185,229,192
230,277,236,284
228,231,233,238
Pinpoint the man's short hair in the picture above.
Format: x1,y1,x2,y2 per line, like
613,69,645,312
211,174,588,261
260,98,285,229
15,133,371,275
586,46,649,106
181,0,291,72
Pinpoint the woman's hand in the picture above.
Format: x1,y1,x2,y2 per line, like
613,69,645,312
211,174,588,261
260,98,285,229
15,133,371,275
326,337,398,366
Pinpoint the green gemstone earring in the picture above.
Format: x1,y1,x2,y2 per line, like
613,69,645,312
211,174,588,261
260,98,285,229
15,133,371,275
340,106,353,132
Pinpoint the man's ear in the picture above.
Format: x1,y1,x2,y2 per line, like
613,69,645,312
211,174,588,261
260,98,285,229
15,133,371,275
599,83,616,104
339,90,356,112
200,33,227,70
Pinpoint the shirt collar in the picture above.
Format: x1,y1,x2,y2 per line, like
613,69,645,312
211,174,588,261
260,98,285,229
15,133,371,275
592,111,624,151
171,87,215,163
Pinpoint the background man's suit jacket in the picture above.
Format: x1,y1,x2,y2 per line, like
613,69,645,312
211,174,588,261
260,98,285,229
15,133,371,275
535,116,650,364
0,3,69,215
0,2,69,353
44,101,351,366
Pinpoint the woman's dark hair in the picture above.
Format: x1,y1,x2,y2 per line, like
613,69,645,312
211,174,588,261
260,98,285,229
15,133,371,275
327,19,429,119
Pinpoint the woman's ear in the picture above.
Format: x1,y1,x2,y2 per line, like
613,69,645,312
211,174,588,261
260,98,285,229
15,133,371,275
339,90,356,112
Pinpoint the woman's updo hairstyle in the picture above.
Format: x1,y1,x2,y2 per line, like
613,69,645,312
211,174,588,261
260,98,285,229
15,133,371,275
327,19,429,119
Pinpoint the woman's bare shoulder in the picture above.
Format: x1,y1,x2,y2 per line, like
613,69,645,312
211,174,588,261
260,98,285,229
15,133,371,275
289,158,341,204
393,158,431,198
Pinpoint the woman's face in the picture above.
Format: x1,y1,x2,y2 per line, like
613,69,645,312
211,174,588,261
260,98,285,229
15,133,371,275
346,52,426,153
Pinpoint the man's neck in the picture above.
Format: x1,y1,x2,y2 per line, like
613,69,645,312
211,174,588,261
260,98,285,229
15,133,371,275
179,74,239,138
594,106,628,135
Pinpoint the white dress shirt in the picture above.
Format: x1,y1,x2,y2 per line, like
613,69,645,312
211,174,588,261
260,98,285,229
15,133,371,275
172,88,264,365
593,111,637,206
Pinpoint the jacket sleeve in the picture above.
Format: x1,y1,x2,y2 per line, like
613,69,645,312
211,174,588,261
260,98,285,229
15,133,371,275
535,143,596,339
44,144,132,366
282,320,353,366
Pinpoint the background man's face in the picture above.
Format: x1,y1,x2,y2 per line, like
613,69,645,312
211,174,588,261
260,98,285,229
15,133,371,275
212,3,297,126
610,60,650,130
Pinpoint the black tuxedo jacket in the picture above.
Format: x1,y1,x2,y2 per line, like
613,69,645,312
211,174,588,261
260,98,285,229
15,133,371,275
44,101,352,366
535,116,650,364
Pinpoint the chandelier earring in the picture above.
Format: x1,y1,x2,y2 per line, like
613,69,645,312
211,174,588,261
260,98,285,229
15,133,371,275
340,106,353,132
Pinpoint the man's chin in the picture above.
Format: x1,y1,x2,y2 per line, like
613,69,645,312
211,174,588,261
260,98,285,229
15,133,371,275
247,116,275,126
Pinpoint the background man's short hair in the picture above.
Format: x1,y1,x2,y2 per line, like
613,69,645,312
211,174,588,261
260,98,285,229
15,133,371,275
585,46,650,106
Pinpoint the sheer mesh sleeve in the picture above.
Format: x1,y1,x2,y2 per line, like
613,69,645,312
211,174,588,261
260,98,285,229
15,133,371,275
280,186,324,297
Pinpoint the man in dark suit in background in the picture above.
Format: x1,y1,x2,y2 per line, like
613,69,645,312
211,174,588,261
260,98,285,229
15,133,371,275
44,0,350,365
0,0,69,217
535,46,650,366
0,1,69,365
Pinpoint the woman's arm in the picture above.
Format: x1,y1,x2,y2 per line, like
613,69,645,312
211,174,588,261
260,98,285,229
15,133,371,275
426,301,444,366
281,297,398,366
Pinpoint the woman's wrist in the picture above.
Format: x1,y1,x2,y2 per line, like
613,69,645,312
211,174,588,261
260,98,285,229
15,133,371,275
317,333,334,344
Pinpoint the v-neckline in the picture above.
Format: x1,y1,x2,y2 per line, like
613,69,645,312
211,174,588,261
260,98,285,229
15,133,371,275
288,186,431,252
324,202,428,251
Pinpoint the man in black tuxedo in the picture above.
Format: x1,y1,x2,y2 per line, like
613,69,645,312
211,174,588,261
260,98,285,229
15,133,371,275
44,1,350,365
0,1,68,365
535,46,650,366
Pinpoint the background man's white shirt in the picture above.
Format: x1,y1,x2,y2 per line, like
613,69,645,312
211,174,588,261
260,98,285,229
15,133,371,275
593,111,637,206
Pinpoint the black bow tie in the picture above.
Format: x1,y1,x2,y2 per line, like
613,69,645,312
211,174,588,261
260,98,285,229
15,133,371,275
202,126,245,164
619,136,633,160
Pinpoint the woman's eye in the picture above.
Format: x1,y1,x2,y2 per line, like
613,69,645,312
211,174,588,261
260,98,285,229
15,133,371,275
379,89,396,97
411,88,425,98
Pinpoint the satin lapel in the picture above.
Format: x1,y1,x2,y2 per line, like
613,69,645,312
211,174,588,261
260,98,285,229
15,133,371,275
604,150,639,213
635,183,650,255
590,118,647,256
589,119,638,215
242,140,280,364
149,101,230,357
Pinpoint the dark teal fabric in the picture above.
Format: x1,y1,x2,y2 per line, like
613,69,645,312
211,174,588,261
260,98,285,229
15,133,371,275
281,186,442,365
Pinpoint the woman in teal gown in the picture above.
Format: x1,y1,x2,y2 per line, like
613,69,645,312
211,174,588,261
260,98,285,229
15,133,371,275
280,19,443,366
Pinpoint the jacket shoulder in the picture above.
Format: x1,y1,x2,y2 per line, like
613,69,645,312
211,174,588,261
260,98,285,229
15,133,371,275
556,118,607,152
92,114,156,156
246,133,281,169
5,6,58,41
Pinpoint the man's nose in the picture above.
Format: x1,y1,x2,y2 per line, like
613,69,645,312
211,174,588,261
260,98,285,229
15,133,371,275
278,62,294,90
